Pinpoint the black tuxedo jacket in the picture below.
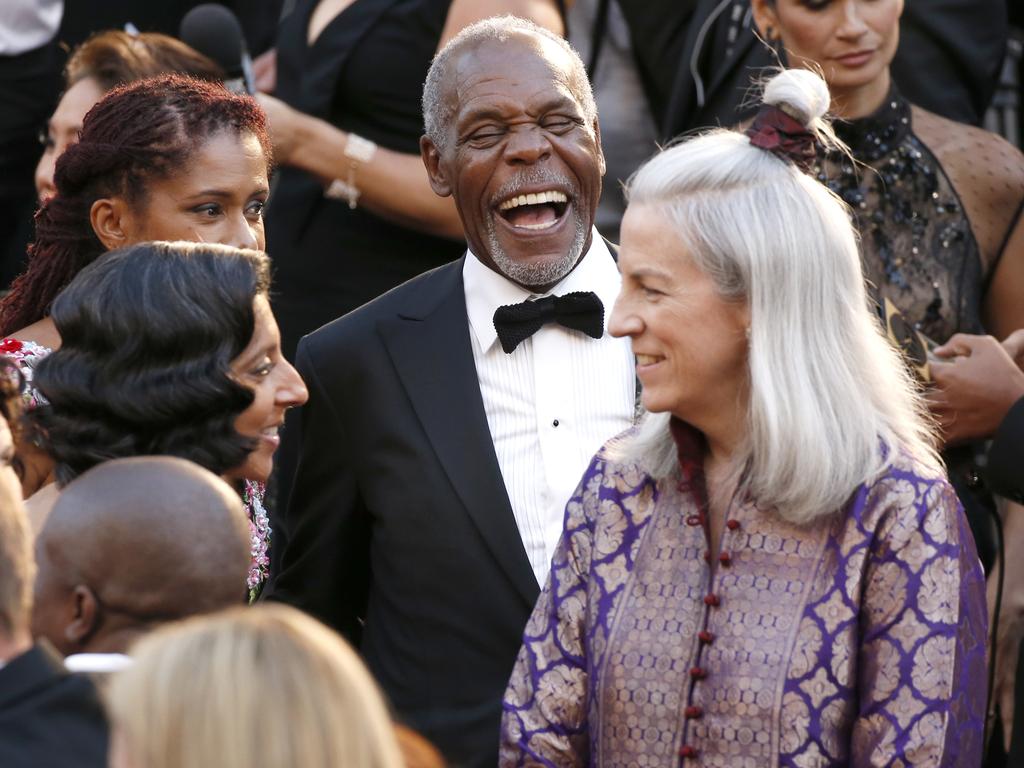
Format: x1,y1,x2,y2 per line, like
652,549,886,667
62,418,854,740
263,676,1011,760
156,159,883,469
267,259,541,768
0,643,108,767
618,0,1007,140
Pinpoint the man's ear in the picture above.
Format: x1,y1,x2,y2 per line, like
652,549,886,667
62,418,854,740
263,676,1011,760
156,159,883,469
65,585,100,649
592,117,606,177
90,197,136,251
420,135,453,197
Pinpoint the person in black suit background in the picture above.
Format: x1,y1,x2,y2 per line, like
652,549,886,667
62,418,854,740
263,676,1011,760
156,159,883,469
0,359,106,768
266,16,636,767
614,0,1007,140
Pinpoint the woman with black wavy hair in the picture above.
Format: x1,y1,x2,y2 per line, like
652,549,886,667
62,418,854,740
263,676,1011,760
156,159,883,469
32,241,307,599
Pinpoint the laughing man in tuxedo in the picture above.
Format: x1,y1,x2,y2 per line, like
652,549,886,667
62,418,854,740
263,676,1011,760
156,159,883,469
266,16,636,768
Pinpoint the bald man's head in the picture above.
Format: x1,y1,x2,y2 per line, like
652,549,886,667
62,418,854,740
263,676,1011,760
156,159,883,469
31,457,249,656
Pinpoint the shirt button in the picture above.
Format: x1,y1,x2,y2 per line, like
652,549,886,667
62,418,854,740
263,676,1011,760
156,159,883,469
698,630,715,644
552,419,559,427
685,514,703,526
679,745,698,758
726,519,741,531
718,552,732,567
685,705,704,719
689,666,707,679
703,593,720,607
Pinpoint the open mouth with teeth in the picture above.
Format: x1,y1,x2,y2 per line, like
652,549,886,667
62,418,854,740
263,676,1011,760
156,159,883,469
496,190,570,231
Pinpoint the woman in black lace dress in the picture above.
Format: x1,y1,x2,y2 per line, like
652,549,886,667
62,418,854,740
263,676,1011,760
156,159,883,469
750,0,1024,759
750,0,1022,344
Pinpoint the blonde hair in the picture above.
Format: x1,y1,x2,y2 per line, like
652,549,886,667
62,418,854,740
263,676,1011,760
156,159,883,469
0,475,31,639
609,68,940,524
106,604,405,768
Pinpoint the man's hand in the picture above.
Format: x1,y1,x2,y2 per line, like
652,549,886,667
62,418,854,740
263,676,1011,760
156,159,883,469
929,332,1024,446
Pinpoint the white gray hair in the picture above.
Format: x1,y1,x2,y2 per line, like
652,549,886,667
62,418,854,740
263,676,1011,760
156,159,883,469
607,68,940,525
421,15,597,151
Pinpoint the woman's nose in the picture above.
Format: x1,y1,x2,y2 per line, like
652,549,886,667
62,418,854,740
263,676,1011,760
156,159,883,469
276,360,309,408
608,296,641,338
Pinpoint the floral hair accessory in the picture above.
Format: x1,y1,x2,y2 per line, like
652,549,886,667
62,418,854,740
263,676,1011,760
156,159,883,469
745,104,817,172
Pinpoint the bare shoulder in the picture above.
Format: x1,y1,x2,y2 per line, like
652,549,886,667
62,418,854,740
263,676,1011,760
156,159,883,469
9,317,61,351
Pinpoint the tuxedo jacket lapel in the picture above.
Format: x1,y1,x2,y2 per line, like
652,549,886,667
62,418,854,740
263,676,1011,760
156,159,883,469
377,261,539,607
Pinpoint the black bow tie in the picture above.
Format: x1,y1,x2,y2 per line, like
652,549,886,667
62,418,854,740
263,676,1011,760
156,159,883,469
492,291,604,353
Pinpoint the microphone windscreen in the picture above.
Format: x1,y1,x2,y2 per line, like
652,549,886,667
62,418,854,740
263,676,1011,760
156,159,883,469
179,3,248,80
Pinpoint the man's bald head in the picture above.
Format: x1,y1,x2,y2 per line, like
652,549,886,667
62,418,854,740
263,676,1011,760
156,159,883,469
421,15,597,153
31,456,249,656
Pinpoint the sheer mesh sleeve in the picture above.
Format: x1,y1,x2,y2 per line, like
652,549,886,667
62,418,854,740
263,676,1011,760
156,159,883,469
912,107,1024,278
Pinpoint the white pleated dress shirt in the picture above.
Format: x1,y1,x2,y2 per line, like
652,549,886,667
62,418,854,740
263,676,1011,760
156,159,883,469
463,233,635,586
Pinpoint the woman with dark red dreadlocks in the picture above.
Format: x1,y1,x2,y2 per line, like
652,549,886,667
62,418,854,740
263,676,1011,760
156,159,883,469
0,74,290,597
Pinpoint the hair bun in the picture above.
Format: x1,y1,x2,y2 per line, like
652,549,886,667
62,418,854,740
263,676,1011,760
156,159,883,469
762,69,830,127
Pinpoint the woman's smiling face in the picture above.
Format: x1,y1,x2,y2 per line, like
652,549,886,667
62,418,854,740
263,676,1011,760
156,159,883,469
228,295,308,484
609,204,750,423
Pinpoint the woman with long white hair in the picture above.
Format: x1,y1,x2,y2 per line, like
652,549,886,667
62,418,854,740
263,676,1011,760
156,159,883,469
500,68,987,766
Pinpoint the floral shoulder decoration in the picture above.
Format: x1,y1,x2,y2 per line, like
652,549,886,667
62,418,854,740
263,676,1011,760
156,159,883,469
0,337,53,410
244,480,271,602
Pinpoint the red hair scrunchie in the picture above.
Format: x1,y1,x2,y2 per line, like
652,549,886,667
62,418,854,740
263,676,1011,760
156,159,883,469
744,105,817,172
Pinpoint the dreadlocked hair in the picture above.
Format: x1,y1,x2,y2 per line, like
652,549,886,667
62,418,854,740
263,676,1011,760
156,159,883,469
0,73,270,336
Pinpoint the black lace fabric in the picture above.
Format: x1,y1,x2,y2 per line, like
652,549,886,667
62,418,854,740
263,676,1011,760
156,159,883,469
815,87,1024,343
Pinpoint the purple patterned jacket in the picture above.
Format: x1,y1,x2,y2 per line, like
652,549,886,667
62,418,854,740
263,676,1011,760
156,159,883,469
501,424,987,767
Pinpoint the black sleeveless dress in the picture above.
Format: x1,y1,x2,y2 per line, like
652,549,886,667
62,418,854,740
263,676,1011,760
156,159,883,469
267,0,465,362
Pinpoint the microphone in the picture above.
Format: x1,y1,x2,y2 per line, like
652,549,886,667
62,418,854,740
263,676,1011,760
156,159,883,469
179,4,255,94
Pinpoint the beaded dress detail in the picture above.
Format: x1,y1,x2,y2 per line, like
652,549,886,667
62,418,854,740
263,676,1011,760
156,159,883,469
0,337,52,409
814,88,980,343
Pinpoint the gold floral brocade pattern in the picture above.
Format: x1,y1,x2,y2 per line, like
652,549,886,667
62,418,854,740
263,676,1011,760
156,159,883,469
501,444,988,767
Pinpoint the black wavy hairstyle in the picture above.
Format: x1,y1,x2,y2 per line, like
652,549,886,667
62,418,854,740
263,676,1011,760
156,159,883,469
32,241,271,486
